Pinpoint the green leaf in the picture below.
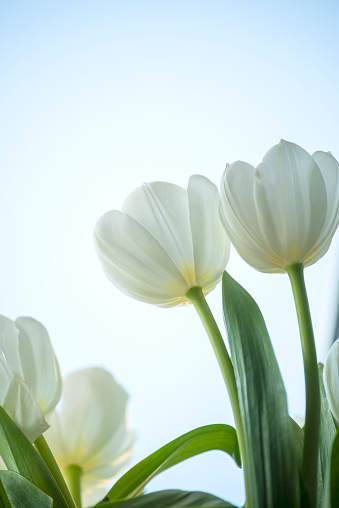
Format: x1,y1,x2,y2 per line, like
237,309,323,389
222,271,300,508
0,405,68,507
107,424,240,502
289,419,312,508
290,417,304,471
323,430,339,508
96,489,237,507
318,363,337,503
0,476,11,508
0,471,53,508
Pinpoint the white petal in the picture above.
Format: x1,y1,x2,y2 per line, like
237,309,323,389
254,140,327,267
307,151,339,263
47,368,129,466
3,378,49,442
45,411,66,463
187,175,230,291
94,210,190,306
323,339,339,424
15,317,62,416
0,354,12,402
81,429,134,507
81,485,110,508
0,315,22,377
84,424,134,474
122,182,195,282
220,162,282,272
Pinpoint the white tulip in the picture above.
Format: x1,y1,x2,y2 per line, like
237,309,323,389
45,368,134,508
219,140,339,272
94,175,230,307
323,339,339,423
0,315,62,442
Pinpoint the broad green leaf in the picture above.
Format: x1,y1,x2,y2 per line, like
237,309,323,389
289,419,312,508
0,477,11,508
222,272,299,508
0,405,68,507
107,424,240,502
319,363,337,504
323,430,339,508
96,489,237,507
0,471,53,508
290,417,304,471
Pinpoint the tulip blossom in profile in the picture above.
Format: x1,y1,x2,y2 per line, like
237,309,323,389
94,175,230,307
45,367,134,508
0,315,62,442
323,339,339,424
219,140,339,273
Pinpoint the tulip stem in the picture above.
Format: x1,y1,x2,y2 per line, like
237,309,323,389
34,435,77,508
187,286,250,508
65,465,82,508
287,263,320,507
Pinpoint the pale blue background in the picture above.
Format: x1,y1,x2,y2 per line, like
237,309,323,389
1,1,339,505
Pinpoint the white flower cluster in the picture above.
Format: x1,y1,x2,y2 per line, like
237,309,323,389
94,139,339,298
0,315,133,507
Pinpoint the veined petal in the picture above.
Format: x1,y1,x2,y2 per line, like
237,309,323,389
95,175,230,304
82,423,134,474
15,317,62,416
0,315,60,442
81,432,134,508
94,210,190,305
220,140,339,272
122,182,195,285
254,140,328,267
3,377,49,442
307,151,339,264
188,175,230,290
47,368,129,465
62,368,128,464
0,355,12,402
46,368,134,508
323,339,339,424
220,162,282,272
81,485,111,508
0,315,22,377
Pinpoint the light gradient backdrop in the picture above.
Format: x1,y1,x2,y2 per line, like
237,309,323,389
1,1,339,505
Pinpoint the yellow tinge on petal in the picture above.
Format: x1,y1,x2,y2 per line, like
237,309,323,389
94,175,231,306
178,262,197,288
46,367,134,508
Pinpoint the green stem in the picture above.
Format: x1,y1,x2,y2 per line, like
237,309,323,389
287,263,320,507
34,435,77,508
187,286,251,507
65,465,82,508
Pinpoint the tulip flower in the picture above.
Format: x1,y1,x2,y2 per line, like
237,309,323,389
0,315,62,442
45,367,134,508
323,339,339,424
219,140,339,273
94,175,230,307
